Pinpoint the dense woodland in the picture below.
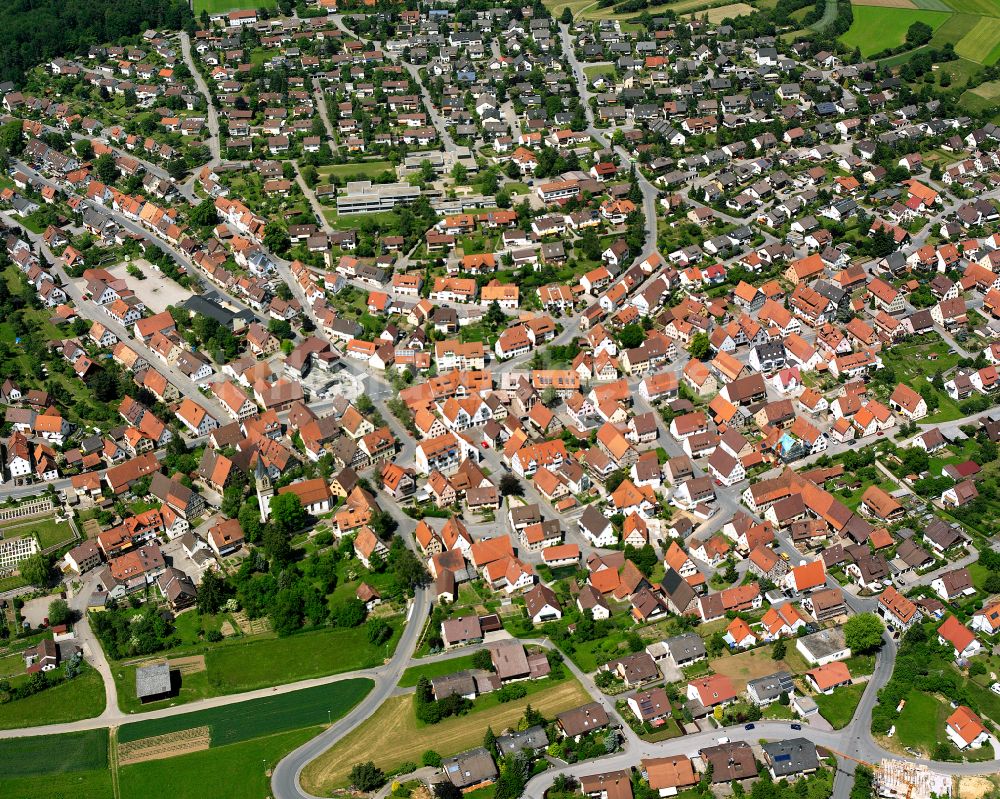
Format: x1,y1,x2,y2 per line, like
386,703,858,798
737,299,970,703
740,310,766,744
0,0,194,87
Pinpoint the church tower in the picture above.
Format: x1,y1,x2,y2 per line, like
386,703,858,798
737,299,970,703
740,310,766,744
255,460,273,522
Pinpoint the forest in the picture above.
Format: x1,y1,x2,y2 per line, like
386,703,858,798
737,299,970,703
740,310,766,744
0,0,194,86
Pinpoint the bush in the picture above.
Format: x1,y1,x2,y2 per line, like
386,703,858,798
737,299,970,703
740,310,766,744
421,750,442,767
206,629,223,643
497,683,528,703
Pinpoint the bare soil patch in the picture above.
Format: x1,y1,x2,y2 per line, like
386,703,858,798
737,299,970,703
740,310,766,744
169,655,206,675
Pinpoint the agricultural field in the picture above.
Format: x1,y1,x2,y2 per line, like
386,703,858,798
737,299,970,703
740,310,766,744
849,0,1000,64
301,677,592,792
0,728,113,799
119,728,317,799
0,663,106,729
688,2,756,21
841,6,951,56
117,678,373,747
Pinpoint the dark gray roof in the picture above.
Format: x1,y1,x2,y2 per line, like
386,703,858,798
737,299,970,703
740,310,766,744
762,738,819,776
496,725,549,756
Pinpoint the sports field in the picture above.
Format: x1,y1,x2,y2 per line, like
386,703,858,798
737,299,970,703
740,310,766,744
841,5,951,55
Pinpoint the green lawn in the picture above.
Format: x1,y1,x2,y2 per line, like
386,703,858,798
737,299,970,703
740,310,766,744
840,6,952,56
192,0,272,13
118,678,372,746
584,64,617,82
0,515,75,551
323,209,400,229
398,655,479,688
318,161,395,180
0,664,106,730
119,727,317,799
895,690,947,753
814,683,867,729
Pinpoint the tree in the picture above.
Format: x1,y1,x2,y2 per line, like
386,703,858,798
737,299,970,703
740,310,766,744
263,224,290,254
19,553,52,587
499,474,523,496
47,598,70,626
197,570,228,614
472,648,494,671
844,612,885,654
94,153,119,185
484,300,506,330
906,20,934,46
269,492,307,534
349,761,385,792
771,638,786,661
368,508,398,540
434,783,463,799
188,197,218,228
560,7,573,23
262,525,293,568
688,332,711,360
618,323,645,349
483,725,497,756
422,750,442,767
0,120,25,158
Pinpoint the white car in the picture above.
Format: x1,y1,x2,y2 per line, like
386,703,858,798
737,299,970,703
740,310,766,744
990,682,1000,696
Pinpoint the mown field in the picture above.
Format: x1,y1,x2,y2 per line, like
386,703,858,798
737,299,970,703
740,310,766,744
112,621,401,713
117,678,372,746
301,677,592,792
841,5,951,55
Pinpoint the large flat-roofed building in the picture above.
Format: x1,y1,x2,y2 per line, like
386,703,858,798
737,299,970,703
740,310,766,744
336,181,421,214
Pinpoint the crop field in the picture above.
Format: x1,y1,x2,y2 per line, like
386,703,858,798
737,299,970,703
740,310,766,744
955,22,1000,61
0,729,108,778
841,6,951,55
944,0,1000,14
117,678,372,746
302,678,592,792
119,727,316,799
693,3,756,21
853,0,917,7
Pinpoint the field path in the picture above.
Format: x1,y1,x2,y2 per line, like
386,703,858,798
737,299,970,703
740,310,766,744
812,0,841,30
